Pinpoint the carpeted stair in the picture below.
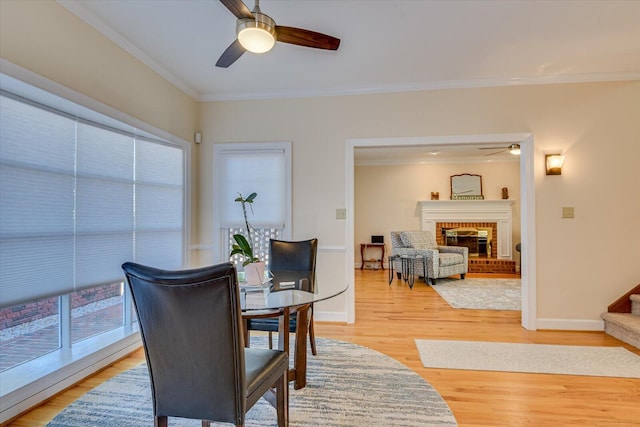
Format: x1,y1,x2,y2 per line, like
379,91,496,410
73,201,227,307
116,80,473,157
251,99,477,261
602,294,640,349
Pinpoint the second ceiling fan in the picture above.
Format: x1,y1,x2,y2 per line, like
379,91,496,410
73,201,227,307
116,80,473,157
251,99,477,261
478,144,521,156
216,0,341,68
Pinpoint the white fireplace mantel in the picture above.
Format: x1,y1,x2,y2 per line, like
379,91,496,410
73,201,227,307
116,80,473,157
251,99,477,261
419,200,514,259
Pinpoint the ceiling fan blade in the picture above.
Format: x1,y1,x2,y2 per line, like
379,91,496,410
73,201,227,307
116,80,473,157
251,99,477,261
483,149,508,157
219,0,253,19
216,39,246,68
478,147,507,150
275,26,340,50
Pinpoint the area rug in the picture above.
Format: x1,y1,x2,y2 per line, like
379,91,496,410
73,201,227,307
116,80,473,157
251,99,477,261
48,337,457,427
431,277,521,310
415,339,640,378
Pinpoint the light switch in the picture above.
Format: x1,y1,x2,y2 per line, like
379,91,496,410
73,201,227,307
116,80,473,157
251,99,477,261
562,207,574,219
336,208,347,220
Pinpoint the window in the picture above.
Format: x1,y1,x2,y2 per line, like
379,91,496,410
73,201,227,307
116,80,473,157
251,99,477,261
213,143,291,266
227,226,281,267
70,283,125,344
0,296,60,371
0,72,189,417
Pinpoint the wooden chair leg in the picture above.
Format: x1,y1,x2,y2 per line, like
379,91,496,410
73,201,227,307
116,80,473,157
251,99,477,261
268,331,273,349
201,421,211,427
243,322,250,348
276,370,289,427
309,306,317,356
155,416,168,427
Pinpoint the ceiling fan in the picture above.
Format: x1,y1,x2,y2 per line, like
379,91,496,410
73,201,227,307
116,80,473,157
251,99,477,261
478,144,521,156
216,0,341,68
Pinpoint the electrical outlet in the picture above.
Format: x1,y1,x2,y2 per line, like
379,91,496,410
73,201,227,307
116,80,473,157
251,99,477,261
336,208,347,220
562,207,574,219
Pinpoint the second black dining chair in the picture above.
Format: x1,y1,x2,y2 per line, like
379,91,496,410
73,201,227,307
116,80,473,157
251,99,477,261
246,238,318,355
122,261,289,427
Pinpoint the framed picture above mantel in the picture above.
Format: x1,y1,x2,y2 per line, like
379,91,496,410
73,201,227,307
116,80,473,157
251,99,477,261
450,173,484,200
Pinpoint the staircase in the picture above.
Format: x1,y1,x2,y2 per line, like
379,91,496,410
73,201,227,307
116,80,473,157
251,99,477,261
602,286,640,349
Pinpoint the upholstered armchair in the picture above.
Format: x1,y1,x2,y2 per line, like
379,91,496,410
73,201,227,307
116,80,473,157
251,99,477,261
390,231,468,285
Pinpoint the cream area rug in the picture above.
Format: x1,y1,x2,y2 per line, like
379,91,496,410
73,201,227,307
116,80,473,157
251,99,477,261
415,339,640,378
431,277,521,310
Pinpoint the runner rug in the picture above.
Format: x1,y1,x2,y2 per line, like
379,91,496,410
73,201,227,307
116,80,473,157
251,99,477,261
415,339,640,378
47,337,457,427
431,277,521,310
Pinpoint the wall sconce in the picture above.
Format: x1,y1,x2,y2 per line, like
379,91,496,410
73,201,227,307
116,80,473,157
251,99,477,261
545,154,565,175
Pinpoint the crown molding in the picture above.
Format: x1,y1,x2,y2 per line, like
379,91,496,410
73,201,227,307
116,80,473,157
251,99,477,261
202,72,640,102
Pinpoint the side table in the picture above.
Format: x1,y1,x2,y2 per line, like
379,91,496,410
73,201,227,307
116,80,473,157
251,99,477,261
360,243,385,270
388,254,429,289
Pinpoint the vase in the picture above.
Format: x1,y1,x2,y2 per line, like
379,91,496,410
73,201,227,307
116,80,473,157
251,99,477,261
244,261,266,285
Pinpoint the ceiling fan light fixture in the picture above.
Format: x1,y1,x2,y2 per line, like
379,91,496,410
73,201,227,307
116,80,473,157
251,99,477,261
509,144,521,155
237,13,276,53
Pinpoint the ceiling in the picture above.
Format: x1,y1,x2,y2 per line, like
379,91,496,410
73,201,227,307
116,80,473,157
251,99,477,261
59,0,640,103
57,0,639,164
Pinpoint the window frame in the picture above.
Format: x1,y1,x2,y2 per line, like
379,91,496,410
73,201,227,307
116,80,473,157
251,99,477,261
212,142,292,264
0,64,191,423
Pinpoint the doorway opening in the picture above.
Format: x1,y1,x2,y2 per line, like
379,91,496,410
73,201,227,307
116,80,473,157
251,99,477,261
345,133,536,329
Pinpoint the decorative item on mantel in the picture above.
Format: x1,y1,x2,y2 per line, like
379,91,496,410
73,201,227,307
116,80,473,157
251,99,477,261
431,192,439,200
452,194,485,200
229,192,266,285
501,187,509,199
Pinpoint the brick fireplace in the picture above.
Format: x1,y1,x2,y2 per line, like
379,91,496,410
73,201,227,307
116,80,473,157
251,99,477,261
420,200,516,274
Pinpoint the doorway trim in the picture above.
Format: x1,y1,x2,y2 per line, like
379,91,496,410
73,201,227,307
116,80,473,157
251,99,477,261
345,133,537,330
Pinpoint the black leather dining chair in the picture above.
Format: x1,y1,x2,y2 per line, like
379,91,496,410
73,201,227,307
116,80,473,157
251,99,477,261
122,261,289,427
246,238,318,355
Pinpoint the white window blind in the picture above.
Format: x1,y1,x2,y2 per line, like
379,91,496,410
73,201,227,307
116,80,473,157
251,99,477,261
218,149,286,228
0,96,76,308
135,139,184,269
0,92,185,309
75,122,134,289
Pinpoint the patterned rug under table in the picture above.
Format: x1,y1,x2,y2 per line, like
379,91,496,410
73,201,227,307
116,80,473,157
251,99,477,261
48,337,458,427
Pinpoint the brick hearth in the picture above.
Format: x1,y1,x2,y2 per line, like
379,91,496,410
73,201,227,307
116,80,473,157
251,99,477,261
468,258,516,274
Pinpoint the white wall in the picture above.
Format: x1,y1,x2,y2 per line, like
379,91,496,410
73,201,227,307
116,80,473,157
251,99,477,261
198,82,640,327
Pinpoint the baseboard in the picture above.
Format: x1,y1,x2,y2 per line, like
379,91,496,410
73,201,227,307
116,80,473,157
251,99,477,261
536,318,605,331
314,310,348,323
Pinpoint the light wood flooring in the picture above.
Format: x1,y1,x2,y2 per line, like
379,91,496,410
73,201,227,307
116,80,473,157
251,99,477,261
7,270,640,427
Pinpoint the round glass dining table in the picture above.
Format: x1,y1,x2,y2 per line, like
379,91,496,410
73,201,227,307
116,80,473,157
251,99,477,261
239,270,348,389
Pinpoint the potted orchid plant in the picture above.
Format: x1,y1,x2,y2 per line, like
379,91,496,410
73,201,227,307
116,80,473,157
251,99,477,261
229,192,265,284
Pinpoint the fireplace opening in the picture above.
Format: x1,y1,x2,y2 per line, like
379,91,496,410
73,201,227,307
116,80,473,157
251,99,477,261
438,222,496,258
444,227,491,257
